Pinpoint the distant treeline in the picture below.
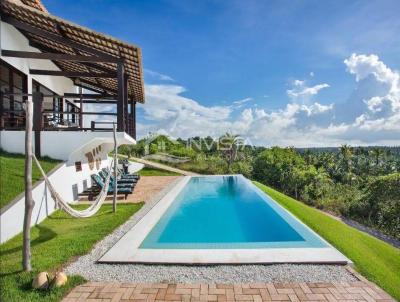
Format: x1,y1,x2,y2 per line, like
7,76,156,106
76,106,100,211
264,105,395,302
296,146,400,155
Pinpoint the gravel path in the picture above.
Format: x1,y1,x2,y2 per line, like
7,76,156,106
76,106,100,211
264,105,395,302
65,178,358,283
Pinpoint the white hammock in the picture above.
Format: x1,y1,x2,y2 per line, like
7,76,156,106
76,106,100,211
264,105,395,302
32,154,113,218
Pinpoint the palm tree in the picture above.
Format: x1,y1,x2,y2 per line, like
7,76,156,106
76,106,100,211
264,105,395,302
370,147,385,166
340,144,353,161
219,133,242,172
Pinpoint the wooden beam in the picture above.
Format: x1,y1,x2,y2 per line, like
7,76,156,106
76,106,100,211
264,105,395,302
117,63,125,131
132,100,136,139
78,87,83,129
73,80,108,95
32,91,43,157
43,111,117,115
123,75,129,133
29,69,117,78
65,93,116,99
27,40,117,95
1,49,120,63
128,98,136,139
28,41,118,75
80,61,116,74
2,15,120,62
72,100,117,104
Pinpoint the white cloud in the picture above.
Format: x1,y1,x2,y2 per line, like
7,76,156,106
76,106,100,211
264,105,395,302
135,54,400,147
301,102,334,116
286,80,330,103
344,53,398,84
233,97,253,105
144,69,174,81
343,53,400,130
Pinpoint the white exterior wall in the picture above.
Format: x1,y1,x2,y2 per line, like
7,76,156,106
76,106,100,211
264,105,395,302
0,131,136,243
0,155,110,243
0,130,135,161
0,22,137,243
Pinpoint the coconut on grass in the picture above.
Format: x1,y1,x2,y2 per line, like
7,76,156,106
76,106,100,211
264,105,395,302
52,272,68,288
32,272,50,290
32,271,68,290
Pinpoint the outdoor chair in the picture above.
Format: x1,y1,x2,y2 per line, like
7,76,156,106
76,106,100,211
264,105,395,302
99,170,137,186
91,174,132,199
117,167,140,180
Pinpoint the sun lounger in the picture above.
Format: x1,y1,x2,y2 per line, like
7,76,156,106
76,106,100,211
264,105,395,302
91,174,132,199
99,170,136,186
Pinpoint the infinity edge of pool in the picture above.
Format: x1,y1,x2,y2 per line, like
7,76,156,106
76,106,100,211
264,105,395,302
99,175,351,264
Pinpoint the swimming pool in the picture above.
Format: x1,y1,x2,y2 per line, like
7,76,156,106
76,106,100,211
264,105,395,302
141,175,326,249
100,175,350,264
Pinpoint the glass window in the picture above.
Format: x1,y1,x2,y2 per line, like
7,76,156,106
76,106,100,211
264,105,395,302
2,97,10,110
0,65,9,84
1,81,9,93
1,59,27,129
13,73,23,89
43,98,54,110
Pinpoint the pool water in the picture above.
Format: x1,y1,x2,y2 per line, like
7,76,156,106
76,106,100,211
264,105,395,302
140,175,327,249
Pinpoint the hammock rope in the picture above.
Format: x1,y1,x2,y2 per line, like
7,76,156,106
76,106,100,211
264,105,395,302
32,154,113,218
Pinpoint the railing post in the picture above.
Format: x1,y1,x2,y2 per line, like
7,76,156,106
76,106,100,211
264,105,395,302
112,122,117,213
79,87,83,129
32,91,43,157
91,120,95,130
132,100,136,140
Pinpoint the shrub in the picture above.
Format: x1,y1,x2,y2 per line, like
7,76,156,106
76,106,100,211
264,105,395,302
350,173,400,239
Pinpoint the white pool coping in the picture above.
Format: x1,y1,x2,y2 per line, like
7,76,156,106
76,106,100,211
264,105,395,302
99,176,351,264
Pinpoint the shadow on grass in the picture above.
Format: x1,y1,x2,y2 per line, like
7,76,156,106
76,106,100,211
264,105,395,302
0,225,57,260
46,209,113,220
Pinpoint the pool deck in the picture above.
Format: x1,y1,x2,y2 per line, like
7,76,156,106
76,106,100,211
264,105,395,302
64,176,395,301
99,176,350,264
79,176,182,204
63,279,395,302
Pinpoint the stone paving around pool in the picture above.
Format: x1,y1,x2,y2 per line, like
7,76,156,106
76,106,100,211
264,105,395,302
62,280,395,302
79,176,182,204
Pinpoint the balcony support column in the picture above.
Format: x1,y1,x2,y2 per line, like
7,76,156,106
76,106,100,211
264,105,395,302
32,91,43,157
116,63,125,132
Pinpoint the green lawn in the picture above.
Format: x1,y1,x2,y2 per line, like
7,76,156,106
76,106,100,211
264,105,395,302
0,150,60,209
254,181,400,301
0,203,143,302
138,166,181,176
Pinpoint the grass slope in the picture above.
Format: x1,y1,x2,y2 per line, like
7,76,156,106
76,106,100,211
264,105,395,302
0,150,60,209
0,203,142,302
254,181,400,301
138,167,181,176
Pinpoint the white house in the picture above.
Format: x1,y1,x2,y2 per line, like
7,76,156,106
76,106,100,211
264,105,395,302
0,0,145,242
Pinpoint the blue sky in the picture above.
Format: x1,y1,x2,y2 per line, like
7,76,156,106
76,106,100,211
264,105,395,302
43,0,400,146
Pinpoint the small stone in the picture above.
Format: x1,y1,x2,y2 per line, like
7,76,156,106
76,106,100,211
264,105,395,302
52,272,68,287
32,272,49,289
